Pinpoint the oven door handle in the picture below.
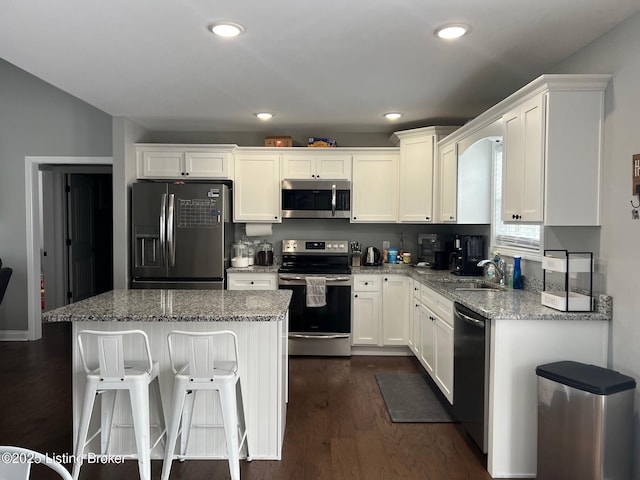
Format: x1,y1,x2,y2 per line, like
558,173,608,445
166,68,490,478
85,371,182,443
279,276,351,281
289,334,350,340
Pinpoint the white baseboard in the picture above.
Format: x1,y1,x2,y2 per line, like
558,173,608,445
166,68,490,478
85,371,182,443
351,345,412,356
0,330,30,341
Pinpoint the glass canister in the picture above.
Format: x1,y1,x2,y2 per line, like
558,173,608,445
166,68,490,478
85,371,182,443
231,241,249,268
247,241,256,266
256,240,274,266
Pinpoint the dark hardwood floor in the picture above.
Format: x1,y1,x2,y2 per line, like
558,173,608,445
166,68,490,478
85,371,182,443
1,323,510,479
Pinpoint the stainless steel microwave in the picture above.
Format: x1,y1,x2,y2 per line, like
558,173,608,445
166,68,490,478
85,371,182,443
281,180,351,219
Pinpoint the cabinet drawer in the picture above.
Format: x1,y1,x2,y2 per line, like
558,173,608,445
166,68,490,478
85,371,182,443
353,275,381,292
419,283,437,306
227,273,277,290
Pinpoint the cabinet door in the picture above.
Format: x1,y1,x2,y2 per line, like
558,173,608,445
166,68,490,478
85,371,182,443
351,153,399,223
435,317,454,403
227,273,278,290
281,155,315,179
438,143,457,222
315,155,351,180
352,291,381,345
419,304,436,374
139,150,184,178
381,276,410,346
398,135,434,223
411,300,421,356
502,95,544,222
185,151,231,179
234,154,281,223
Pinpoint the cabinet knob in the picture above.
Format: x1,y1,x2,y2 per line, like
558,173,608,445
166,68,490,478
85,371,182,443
185,172,189,176
426,216,430,220
354,294,358,298
364,282,368,285
275,216,278,220
449,216,454,220
181,172,185,176
312,174,315,178
384,278,388,281
353,216,357,220
250,281,254,284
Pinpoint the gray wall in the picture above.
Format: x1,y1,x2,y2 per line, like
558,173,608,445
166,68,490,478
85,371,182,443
550,11,640,478
0,58,112,331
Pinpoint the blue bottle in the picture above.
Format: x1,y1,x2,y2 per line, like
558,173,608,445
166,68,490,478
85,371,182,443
513,255,522,289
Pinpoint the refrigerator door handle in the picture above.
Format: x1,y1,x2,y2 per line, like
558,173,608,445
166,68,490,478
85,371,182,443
160,193,167,267
167,193,176,267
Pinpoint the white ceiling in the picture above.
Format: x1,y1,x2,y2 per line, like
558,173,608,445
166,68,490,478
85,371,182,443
1,1,639,134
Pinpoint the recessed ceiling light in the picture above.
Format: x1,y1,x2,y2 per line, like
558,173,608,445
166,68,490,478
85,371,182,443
434,24,469,40
209,22,245,38
255,112,274,120
384,112,403,121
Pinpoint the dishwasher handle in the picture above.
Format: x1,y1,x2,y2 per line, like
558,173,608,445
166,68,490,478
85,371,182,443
455,306,486,328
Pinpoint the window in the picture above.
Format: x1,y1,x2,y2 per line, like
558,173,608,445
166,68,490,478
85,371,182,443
492,143,541,252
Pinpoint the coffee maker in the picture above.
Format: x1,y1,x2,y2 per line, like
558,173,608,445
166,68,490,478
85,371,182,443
417,234,453,270
450,235,485,275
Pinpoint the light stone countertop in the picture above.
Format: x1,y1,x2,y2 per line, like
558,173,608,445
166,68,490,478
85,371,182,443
43,289,292,322
353,265,612,322
225,263,612,322
227,265,279,274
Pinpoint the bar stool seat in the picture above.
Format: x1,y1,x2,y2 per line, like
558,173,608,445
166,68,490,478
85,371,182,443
73,330,166,480
161,330,249,480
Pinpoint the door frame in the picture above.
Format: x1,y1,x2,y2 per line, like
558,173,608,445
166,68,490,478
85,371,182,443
25,156,112,340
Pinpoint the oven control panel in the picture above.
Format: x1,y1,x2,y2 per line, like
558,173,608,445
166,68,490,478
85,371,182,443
282,239,349,254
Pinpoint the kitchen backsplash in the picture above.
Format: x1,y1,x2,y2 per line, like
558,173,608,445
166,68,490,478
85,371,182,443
234,219,490,261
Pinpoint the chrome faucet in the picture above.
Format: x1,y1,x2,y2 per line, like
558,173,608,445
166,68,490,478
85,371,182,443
477,252,506,285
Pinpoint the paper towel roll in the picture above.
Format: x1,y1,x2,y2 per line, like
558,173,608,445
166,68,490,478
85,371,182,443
245,223,273,237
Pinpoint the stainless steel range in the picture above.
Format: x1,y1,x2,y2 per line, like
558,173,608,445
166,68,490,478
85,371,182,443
278,239,352,356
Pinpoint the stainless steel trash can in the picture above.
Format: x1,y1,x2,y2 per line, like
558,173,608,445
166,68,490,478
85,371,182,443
536,361,636,480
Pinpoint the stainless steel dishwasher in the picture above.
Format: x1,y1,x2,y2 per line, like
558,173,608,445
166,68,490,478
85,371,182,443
453,302,490,453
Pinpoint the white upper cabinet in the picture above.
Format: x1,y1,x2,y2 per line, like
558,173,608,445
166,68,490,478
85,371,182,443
393,127,458,223
233,152,281,223
351,150,399,223
136,144,235,179
500,75,610,225
502,94,545,222
438,143,457,223
281,152,351,180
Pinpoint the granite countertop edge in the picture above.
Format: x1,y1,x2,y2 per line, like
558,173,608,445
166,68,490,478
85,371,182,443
43,289,292,323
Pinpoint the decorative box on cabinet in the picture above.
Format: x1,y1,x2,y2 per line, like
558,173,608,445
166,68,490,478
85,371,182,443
542,250,594,312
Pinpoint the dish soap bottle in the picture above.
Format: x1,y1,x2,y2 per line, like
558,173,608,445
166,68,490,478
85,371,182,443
513,255,522,289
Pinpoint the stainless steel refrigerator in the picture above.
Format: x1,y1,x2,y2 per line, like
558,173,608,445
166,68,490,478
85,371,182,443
131,182,232,289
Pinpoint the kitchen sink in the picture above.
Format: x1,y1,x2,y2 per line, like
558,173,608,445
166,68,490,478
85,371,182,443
453,282,507,291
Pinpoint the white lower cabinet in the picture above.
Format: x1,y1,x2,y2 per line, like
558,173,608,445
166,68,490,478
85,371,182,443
381,275,410,345
419,303,436,375
352,291,382,345
227,273,278,290
412,281,454,403
352,274,408,346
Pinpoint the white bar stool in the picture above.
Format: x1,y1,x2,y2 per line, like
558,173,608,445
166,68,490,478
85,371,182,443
73,330,166,480
161,330,249,480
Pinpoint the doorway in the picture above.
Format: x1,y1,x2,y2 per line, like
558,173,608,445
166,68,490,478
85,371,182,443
26,156,112,340
41,167,113,310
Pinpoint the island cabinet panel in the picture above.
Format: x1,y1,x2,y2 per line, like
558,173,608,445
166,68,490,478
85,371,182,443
71,318,288,460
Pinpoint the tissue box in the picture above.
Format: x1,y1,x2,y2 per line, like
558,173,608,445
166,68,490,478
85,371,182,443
264,136,292,147
308,137,336,148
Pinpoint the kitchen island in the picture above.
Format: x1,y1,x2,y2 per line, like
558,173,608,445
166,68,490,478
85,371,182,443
43,289,292,461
